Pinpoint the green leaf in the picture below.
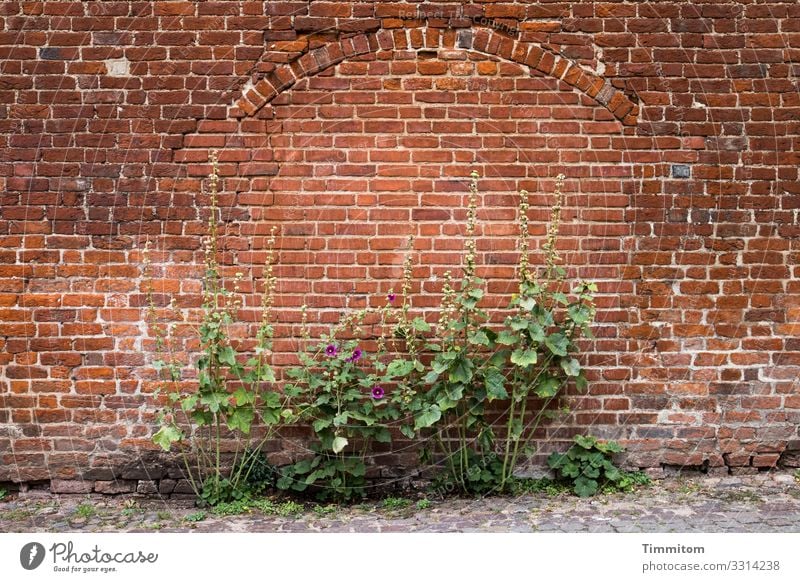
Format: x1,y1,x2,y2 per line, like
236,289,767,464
534,375,561,398
448,356,474,384
574,476,598,498
547,452,567,469
568,303,592,325
414,406,442,431
200,392,228,413
233,387,255,406
575,373,588,392
400,425,415,439
604,465,621,482
218,346,237,367
373,427,392,443
519,295,537,311
544,332,569,356
527,322,545,343
386,359,415,378
510,348,538,368
496,330,518,345
152,425,182,451
510,319,529,331
574,434,597,449
312,418,332,433
332,436,348,454
560,357,581,377
468,330,491,346
412,317,431,332
484,368,508,401
226,408,254,434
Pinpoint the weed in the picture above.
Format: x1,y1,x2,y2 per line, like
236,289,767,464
313,504,338,516
415,499,431,510
381,497,411,510
275,500,304,517
185,511,207,522
74,503,96,519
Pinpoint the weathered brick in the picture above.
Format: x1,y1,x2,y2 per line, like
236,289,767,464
0,1,797,489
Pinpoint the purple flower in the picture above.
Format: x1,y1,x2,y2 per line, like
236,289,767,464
387,292,396,303
345,348,363,363
371,385,385,400
325,344,338,357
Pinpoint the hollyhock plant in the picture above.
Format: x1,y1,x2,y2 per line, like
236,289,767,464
371,385,385,400
325,344,338,357
387,292,396,303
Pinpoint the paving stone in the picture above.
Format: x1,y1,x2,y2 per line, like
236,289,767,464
2,473,800,533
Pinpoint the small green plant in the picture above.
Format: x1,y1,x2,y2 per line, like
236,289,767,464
607,470,651,494
381,497,411,510
275,500,304,517
156,510,172,521
0,486,8,501
74,502,96,519
517,477,570,497
794,469,800,483
415,498,431,510
313,504,338,516
185,510,207,522
547,435,626,497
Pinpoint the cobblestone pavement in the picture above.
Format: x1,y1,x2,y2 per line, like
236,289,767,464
2,473,799,533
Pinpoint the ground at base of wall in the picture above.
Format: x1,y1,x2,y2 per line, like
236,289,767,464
1,472,799,533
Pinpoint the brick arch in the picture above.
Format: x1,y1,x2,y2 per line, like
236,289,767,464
231,27,639,126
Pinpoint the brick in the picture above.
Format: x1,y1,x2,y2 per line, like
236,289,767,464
1,1,798,490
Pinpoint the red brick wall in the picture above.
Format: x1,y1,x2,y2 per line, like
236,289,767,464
1,1,799,486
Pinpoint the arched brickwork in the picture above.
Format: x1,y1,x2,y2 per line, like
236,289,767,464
231,27,639,127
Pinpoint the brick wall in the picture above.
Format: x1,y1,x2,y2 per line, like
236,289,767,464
2,1,799,489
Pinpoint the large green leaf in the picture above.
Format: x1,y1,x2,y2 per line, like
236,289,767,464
544,332,569,356
152,424,182,451
226,408,254,434
574,434,597,449
448,356,474,384
534,375,561,398
527,322,545,343
510,348,538,368
200,392,228,413
386,359,415,378
496,330,519,345
484,368,508,401
468,330,489,346
412,317,431,332
312,418,332,433
568,303,592,325
218,345,237,367
560,357,581,377
373,427,392,443
414,406,442,431
574,476,598,497
332,436,348,454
